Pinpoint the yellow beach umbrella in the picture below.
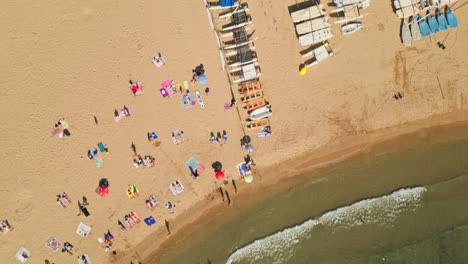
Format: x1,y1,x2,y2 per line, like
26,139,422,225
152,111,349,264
299,66,307,75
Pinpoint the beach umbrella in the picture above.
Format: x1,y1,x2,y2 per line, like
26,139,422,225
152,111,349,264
198,74,207,84
212,161,223,171
98,187,109,197
243,144,254,153
99,178,109,188
215,171,225,180
244,173,253,183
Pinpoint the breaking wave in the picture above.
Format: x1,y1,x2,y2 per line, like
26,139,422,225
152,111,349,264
226,186,427,264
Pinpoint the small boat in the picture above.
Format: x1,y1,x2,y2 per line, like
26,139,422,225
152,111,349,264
401,21,412,46
418,15,431,37
249,105,272,121
341,22,363,35
437,10,448,31
410,17,422,40
427,14,440,34
446,7,458,28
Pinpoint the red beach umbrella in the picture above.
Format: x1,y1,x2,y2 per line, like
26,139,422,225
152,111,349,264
99,187,109,197
215,171,225,180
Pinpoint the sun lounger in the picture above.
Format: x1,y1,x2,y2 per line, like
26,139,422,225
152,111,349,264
219,6,250,19
295,17,331,35
78,254,92,264
243,97,268,112
258,130,272,138
238,81,262,94
236,162,251,176
15,248,31,263
45,237,61,252
299,28,334,46
247,118,270,129
291,5,326,23
76,222,92,238
169,180,184,195
240,90,263,102
221,10,252,32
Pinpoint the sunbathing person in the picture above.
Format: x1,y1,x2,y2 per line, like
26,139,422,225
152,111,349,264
130,211,140,223
175,180,183,191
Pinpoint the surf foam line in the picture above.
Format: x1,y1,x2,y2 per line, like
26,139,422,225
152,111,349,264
226,186,427,264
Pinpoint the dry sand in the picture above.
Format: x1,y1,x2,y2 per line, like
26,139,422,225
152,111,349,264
1,0,468,264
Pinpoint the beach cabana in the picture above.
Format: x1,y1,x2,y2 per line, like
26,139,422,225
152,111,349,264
295,16,331,35
221,9,252,32
230,63,261,83
290,5,326,23
302,43,334,68
222,27,255,50
227,46,258,67
299,28,334,46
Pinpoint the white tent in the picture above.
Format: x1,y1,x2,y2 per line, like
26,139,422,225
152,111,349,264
15,248,31,263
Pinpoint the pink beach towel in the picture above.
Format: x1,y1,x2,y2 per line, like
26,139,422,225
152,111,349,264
161,80,172,87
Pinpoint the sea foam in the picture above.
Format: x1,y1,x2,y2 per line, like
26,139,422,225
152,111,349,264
226,187,427,264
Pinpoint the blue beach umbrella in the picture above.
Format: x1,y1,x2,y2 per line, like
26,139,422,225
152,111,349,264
198,74,207,84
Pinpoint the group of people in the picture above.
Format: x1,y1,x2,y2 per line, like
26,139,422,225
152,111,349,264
133,154,156,168
0,219,12,233
210,131,228,144
191,64,205,84
103,230,114,251
61,242,74,255
120,211,141,229
56,192,72,208
114,105,131,121
145,195,159,208
53,119,71,138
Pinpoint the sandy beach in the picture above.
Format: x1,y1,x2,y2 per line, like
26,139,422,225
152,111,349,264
1,0,468,263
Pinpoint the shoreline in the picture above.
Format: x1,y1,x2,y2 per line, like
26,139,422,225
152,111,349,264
115,110,468,264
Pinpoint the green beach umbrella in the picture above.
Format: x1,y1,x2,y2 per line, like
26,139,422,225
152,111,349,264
244,173,253,183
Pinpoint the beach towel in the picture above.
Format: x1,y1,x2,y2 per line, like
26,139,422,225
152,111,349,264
144,216,156,226
236,162,251,176
45,237,61,251
257,131,271,138
171,131,185,144
160,88,168,98
15,248,31,263
180,92,195,108
97,142,105,152
78,254,92,264
76,222,92,238
152,53,166,67
127,185,139,198
169,180,184,195
185,157,205,175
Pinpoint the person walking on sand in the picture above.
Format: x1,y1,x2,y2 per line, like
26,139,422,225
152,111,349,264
232,179,238,193
218,187,225,201
225,190,232,207
165,219,171,235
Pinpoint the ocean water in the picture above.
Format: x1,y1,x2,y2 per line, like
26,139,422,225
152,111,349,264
155,134,468,264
